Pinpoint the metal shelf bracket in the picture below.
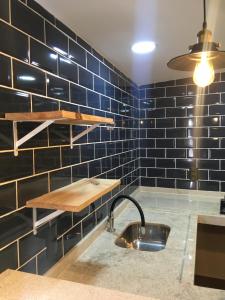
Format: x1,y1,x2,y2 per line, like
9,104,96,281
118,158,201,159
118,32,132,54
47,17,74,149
32,208,64,235
13,120,55,156
70,123,99,149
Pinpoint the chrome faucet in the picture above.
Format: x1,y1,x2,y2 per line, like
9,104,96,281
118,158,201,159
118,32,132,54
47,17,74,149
106,194,146,233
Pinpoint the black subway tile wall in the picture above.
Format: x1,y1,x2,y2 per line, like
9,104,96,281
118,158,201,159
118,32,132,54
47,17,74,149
139,75,225,191
0,0,139,275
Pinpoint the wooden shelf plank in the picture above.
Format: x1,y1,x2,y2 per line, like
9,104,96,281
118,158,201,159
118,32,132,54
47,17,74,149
5,110,114,125
26,178,120,212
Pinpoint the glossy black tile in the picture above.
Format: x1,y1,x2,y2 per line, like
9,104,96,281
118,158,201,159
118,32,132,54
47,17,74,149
166,86,186,97
0,20,28,62
157,178,175,188
0,54,11,87
176,117,196,128
140,158,155,167
37,237,63,275
147,168,165,177
11,0,44,41
19,256,36,274
147,129,165,138
46,22,68,56
0,120,13,150
147,149,165,158
69,40,86,67
48,124,70,146
0,150,33,182
13,61,46,95
94,76,105,94
176,138,196,148
166,107,186,117
72,163,88,182
87,53,99,75
82,212,96,237
87,90,100,109
19,231,45,265
156,139,175,148
140,99,155,110
0,182,16,216
0,208,32,248
47,74,69,100
27,0,55,24
56,19,76,40
198,181,219,191
17,122,48,148
100,63,109,81
209,82,225,94
89,160,101,177
209,105,225,116
156,159,175,168
61,145,80,167
50,168,71,191
34,148,60,173
79,67,93,90
156,118,175,128
18,174,48,207
77,36,92,52
167,169,186,179
0,0,9,21
30,39,58,74
197,159,219,170
70,83,86,106
146,87,165,98
176,159,195,169
63,223,81,254
211,149,225,159
210,127,225,137
32,95,59,112
209,171,225,181
167,149,186,158
166,128,186,138
155,80,175,87
80,144,94,162
155,97,175,108
0,88,29,117
197,138,219,148
176,180,196,190
96,204,108,224
59,56,78,83
196,116,219,127
140,177,155,187
0,242,18,273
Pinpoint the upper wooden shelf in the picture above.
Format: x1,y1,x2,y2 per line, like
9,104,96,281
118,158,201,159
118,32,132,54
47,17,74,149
26,178,120,212
4,110,114,126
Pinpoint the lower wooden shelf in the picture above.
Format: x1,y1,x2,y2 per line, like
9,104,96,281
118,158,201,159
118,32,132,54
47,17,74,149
26,178,120,212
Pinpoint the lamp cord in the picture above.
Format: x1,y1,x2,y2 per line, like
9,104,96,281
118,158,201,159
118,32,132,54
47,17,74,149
203,0,207,28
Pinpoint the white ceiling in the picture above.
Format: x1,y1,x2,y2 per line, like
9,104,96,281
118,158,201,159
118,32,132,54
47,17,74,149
37,0,225,85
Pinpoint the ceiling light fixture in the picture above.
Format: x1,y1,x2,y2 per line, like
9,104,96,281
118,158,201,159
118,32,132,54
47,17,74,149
167,0,225,87
131,41,156,54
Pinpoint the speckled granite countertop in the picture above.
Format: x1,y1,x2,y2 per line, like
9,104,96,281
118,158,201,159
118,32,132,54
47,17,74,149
49,187,225,300
0,269,156,300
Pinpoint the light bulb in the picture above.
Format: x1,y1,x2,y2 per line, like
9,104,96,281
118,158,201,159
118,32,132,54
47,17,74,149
193,52,215,87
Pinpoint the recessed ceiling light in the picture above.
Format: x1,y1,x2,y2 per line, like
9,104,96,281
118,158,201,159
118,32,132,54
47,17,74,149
131,41,156,54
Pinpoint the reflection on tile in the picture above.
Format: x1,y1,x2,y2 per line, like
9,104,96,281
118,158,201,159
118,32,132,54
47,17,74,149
0,54,11,86
47,74,69,101
46,22,68,56
30,39,58,74
13,61,46,95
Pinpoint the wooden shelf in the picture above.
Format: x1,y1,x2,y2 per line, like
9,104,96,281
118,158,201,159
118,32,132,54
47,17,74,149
5,110,114,125
26,178,120,212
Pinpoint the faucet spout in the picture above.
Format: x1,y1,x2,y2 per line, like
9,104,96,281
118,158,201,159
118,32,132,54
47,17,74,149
107,194,146,233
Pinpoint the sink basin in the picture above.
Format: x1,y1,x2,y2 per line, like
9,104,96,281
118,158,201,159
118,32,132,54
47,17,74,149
115,222,170,252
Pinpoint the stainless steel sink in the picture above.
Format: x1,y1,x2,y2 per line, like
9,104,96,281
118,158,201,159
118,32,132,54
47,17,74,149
115,222,170,252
